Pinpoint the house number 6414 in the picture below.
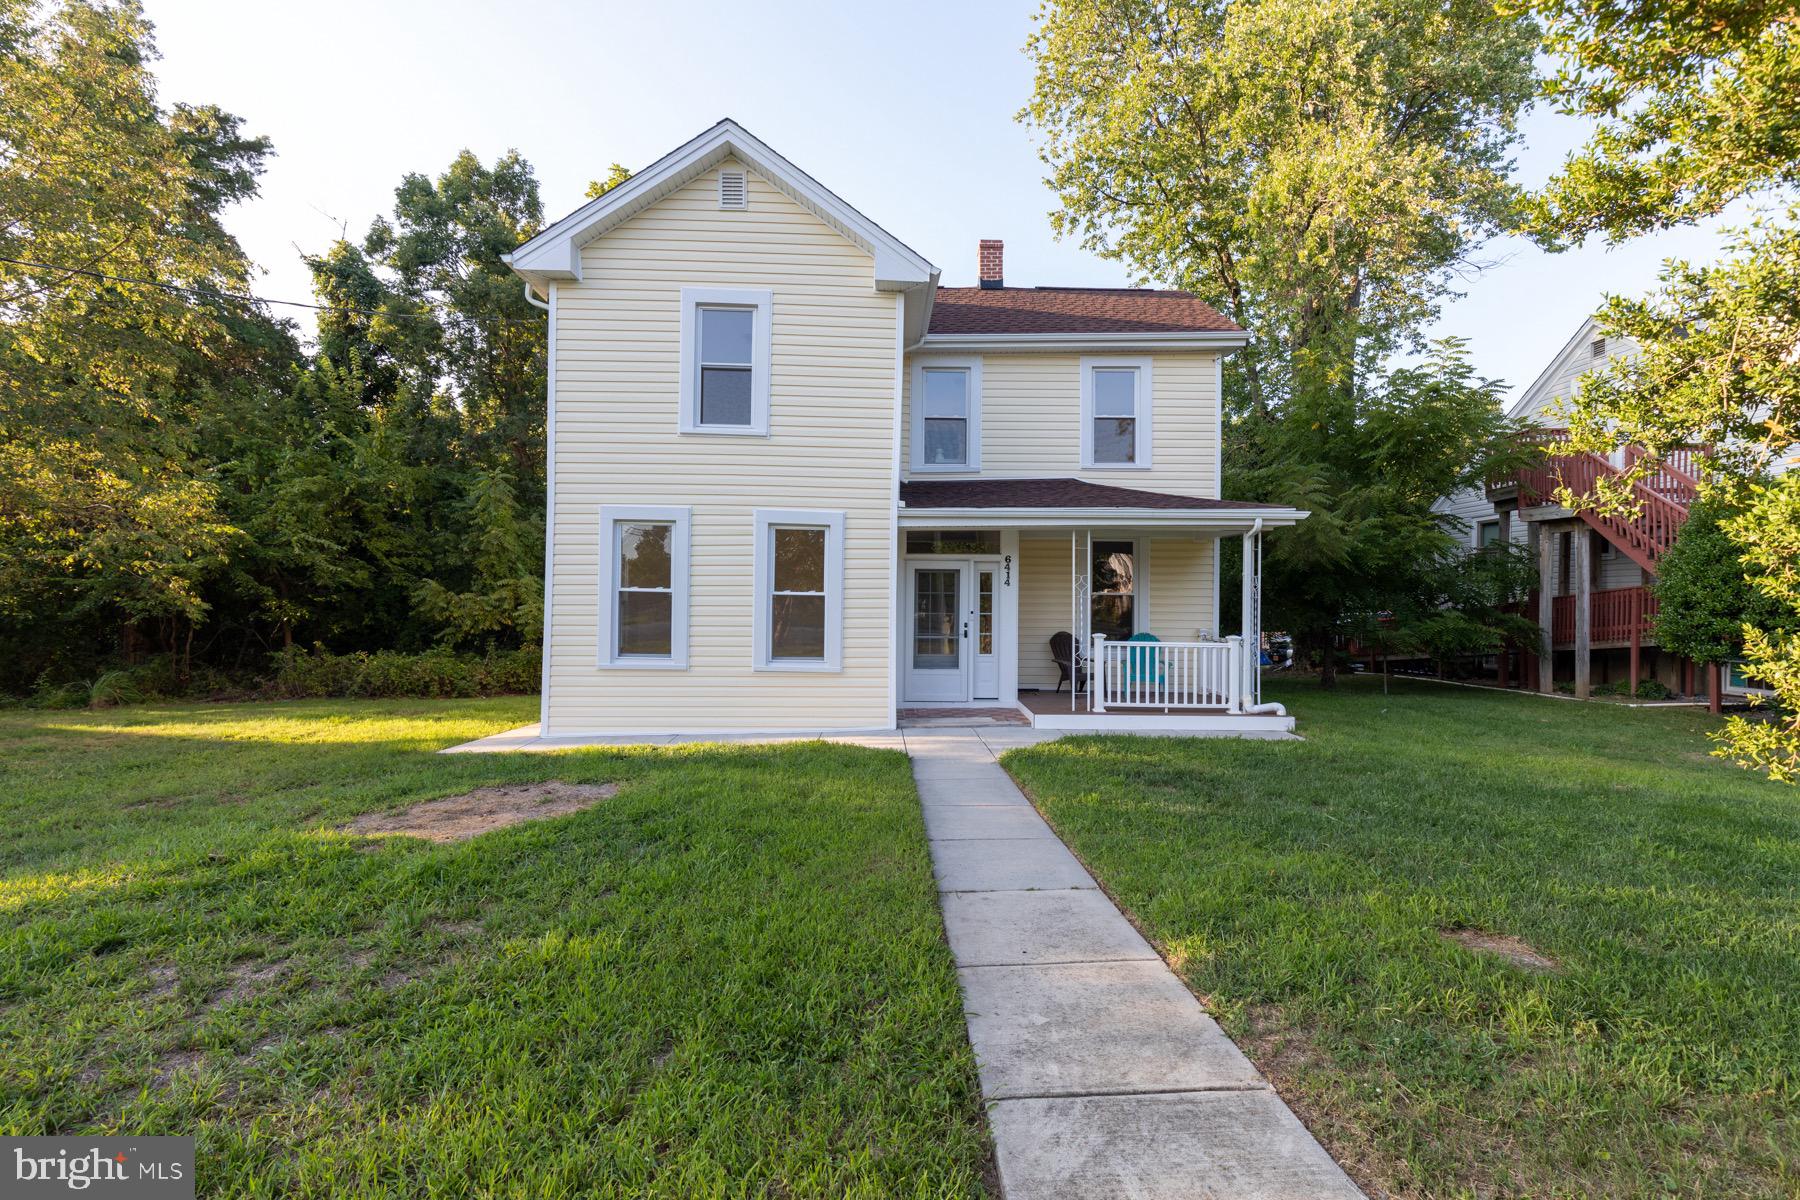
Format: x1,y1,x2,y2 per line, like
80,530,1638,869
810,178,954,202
1003,555,1012,585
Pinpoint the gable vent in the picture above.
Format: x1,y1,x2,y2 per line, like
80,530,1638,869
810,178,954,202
718,169,748,210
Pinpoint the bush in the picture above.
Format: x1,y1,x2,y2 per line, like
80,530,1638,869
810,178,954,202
28,680,91,709
1634,678,1673,700
88,670,144,708
264,646,539,700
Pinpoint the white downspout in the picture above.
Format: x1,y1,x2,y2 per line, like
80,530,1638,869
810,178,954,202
522,281,549,312
1239,517,1287,717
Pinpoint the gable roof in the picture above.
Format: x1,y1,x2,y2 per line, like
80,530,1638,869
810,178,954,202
1507,315,1639,422
505,119,938,296
928,287,1240,336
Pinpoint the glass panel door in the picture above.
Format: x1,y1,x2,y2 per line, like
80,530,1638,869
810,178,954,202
905,565,969,703
913,569,960,670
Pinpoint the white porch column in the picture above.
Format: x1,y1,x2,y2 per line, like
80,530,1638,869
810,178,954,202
1240,524,1262,709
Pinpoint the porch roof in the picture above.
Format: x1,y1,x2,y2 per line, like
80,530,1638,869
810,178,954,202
897,477,1308,529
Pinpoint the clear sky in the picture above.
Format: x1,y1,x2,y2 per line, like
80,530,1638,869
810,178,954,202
143,0,1735,403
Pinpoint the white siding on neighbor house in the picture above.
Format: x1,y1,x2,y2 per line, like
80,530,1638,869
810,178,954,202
1512,321,1640,426
545,161,897,734
902,351,1222,497
1014,532,1217,691
1432,485,1507,550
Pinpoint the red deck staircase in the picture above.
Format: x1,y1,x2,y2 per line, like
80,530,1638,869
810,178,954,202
1495,433,1700,572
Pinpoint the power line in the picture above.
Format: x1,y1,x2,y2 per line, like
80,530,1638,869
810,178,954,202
0,255,545,327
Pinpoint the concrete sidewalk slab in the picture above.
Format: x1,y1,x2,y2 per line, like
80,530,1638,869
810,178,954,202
958,960,1265,1098
939,889,1159,968
921,804,1056,841
915,776,1034,806
987,1091,1363,1199
929,838,1096,893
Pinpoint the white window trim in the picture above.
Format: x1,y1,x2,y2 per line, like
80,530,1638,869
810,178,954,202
1475,518,1501,549
597,505,690,669
909,356,982,472
679,286,772,436
753,508,845,672
1080,356,1154,470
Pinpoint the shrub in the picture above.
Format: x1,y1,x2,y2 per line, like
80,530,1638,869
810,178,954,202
88,670,145,708
1634,679,1672,700
28,680,91,709
265,646,539,700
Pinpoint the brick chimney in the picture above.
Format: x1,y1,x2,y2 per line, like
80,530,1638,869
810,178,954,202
978,239,1004,289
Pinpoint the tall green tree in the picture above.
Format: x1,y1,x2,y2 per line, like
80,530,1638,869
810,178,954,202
1516,0,1800,776
1021,0,1540,416
0,0,289,682
1023,0,1539,682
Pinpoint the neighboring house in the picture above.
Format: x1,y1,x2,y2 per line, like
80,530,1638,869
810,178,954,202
503,119,1307,737
1432,317,1709,699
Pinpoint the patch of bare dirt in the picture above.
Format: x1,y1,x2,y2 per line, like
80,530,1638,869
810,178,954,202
144,964,178,998
1441,928,1560,973
151,1049,206,1087
209,958,288,1007
343,782,618,843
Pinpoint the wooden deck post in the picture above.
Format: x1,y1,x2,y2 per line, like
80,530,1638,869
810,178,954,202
1709,662,1722,714
1572,528,1592,698
1628,621,1641,699
1534,523,1554,693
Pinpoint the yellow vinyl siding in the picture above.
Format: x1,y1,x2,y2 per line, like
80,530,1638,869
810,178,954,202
1015,533,1217,691
903,351,1221,496
547,161,896,734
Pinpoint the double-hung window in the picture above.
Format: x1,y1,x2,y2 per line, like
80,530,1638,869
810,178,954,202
754,509,844,671
910,358,981,470
680,287,772,435
597,506,690,668
1081,357,1153,468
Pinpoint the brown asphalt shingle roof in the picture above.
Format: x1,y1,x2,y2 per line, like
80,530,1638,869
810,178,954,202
927,287,1240,336
899,477,1285,511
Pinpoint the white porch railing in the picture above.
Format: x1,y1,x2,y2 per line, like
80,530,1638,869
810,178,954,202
1090,635,1243,712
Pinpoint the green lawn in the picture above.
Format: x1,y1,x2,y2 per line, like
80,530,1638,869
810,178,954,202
0,699,990,1198
1003,677,1800,1200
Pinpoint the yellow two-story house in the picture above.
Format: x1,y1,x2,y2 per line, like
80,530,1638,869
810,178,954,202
504,120,1307,737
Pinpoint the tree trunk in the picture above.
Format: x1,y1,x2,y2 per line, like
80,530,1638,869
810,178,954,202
1317,628,1338,688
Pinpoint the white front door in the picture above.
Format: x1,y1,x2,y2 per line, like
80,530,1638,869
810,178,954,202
906,564,968,703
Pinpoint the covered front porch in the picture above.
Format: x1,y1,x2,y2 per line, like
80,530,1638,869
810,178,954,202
894,478,1308,734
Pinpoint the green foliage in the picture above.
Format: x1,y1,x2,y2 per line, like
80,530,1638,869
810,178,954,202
0,3,572,695
264,646,539,700
1522,0,1800,778
1237,344,1532,678
1021,0,1539,415
1635,678,1672,700
1653,498,1786,663
1510,0,1800,242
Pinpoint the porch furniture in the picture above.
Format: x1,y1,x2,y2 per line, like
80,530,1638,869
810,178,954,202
1124,631,1166,685
1049,631,1087,693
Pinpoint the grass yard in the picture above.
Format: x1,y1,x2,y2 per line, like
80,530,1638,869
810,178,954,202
1003,676,1800,1200
0,699,989,1198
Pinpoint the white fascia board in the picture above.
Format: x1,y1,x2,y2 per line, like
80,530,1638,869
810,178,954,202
895,506,1309,529
1508,315,1598,421
506,118,936,290
914,330,1251,354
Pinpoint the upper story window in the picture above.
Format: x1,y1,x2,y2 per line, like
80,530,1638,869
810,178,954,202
910,358,982,471
1081,357,1153,468
1476,519,1501,548
597,505,690,669
679,287,772,436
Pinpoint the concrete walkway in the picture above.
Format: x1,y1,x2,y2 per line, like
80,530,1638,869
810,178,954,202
908,728,1362,1199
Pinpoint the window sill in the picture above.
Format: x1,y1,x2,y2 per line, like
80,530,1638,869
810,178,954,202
754,660,843,674
597,657,690,671
909,461,980,474
1081,462,1155,471
677,425,770,438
